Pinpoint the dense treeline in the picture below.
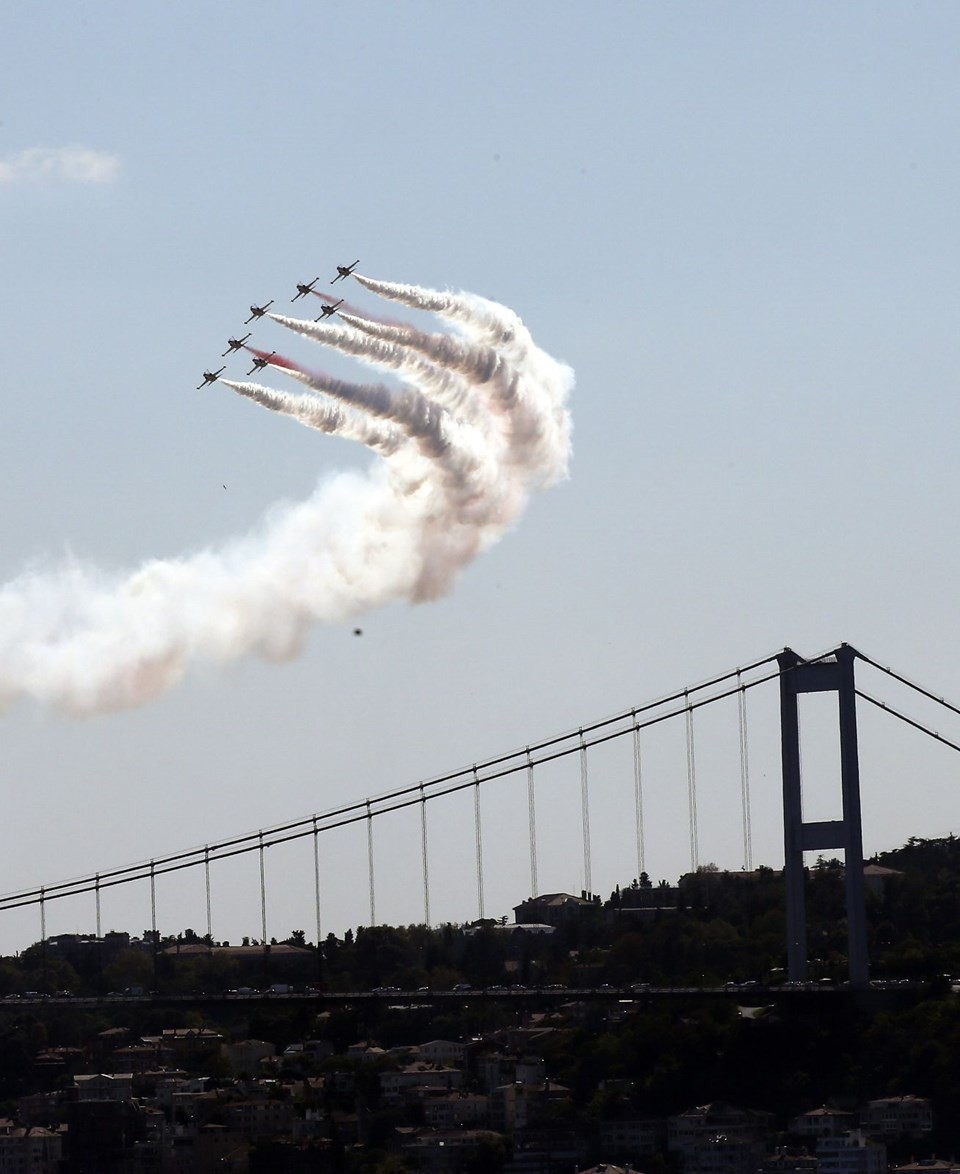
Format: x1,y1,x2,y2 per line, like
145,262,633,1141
5,835,960,996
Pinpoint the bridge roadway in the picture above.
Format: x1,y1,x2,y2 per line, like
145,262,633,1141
0,980,923,1011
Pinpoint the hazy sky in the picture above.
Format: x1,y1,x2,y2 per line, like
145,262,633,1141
2,2,960,950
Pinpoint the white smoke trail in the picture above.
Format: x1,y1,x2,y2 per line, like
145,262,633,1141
221,379,409,458
0,277,573,715
351,278,572,487
269,312,480,423
355,273,522,348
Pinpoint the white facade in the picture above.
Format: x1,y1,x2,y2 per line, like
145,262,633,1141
816,1130,886,1174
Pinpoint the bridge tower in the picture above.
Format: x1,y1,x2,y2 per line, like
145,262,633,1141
778,643,869,988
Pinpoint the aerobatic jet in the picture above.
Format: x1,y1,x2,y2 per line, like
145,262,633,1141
314,298,344,321
196,367,226,389
244,300,274,324
221,333,252,356
331,259,360,284
246,351,276,375
292,278,321,301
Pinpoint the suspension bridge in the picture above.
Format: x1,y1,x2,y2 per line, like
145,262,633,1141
3,642,959,987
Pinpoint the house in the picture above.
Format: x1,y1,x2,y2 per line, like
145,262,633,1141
789,1107,856,1140
816,1130,886,1174
423,1091,490,1129
380,1063,462,1104
598,1117,661,1159
514,892,601,928
860,1095,933,1139
72,1073,134,1102
222,1039,276,1077
760,1152,820,1174
862,864,903,895
399,1128,505,1174
222,1098,297,1140
0,1126,64,1174
678,1136,768,1174
415,1039,467,1066
668,1102,774,1152
490,1080,571,1133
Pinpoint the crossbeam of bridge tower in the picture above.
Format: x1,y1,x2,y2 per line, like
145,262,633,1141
778,643,869,988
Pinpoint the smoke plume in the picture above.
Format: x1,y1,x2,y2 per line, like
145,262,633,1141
0,276,573,715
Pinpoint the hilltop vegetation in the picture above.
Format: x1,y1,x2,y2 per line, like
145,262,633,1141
5,835,960,997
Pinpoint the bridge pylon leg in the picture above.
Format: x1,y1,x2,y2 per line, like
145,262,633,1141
778,644,869,988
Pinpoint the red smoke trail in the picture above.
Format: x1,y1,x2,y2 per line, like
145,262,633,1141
242,347,304,373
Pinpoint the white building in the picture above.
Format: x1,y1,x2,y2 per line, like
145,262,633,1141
0,1126,64,1174
860,1096,933,1140
599,1117,661,1158
789,1107,856,1140
816,1130,886,1174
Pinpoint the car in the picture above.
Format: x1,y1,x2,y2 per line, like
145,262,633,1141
452,983,473,992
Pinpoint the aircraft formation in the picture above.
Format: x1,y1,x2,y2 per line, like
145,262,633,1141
200,261,359,388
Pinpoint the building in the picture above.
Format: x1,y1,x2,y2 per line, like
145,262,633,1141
598,1117,661,1159
668,1102,774,1152
423,1092,490,1129
222,1098,297,1140
0,1125,64,1174
415,1039,467,1066
761,1152,821,1174
789,1107,856,1140
490,1081,571,1133
72,1073,135,1102
514,892,602,928
860,1096,933,1140
815,1130,886,1174
222,1039,276,1077
380,1063,462,1105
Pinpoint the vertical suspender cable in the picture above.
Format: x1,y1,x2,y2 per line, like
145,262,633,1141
95,874,101,940
737,672,754,871
685,692,699,871
420,786,431,927
258,833,267,945
204,847,212,943
580,731,592,894
473,768,485,921
527,749,538,898
313,817,322,949
632,713,645,878
366,801,376,927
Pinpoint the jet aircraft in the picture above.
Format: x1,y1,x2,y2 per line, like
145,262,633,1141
221,333,252,356
314,298,344,321
197,367,226,389
244,300,275,324
246,351,276,375
331,259,360,284
292,278,321,301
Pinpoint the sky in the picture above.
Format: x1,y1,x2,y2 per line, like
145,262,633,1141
2,1,960,952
